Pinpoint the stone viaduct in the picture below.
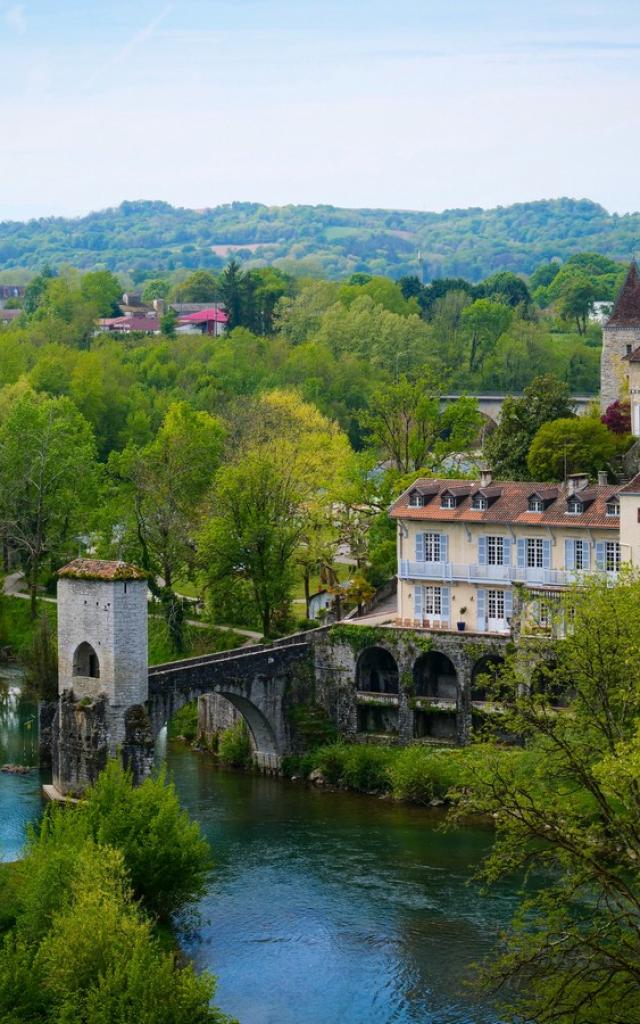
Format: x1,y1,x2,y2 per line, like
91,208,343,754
441,393,592,429
47,559,510,796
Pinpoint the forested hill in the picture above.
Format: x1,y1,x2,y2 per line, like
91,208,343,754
2,197,640,281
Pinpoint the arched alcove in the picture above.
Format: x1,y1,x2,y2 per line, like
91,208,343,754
471,655,504,702
73,641,100,679
413,651,457,701
356,647,399,694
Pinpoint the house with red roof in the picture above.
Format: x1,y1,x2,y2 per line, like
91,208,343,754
389,467,638,636
176,306,228,336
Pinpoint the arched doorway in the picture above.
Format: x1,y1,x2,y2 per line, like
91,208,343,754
471,655,504,702
413,651,458,741
73,641,100,678
413,651,457,700
356,647,399,735
356,647,399,694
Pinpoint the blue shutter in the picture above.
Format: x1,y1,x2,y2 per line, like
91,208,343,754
478,536,487,565
543,539,551,570
440,533,448,563
517,538,526,569
565,539,575,570
503,537,512,565
504,589,513,621
595,541,605,571
581,540,590,570
416,532,425,561
476,588,486,631
414,586,423,621
440,587,450,623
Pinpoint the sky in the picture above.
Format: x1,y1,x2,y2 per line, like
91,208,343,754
1,0,640,221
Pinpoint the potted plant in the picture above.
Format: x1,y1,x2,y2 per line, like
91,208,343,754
457,607,467,632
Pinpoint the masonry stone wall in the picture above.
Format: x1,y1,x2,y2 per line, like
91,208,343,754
600,325,640,411
51,693,109,796
197,693,241,744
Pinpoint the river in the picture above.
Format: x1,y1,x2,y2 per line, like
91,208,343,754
1,682,516,1024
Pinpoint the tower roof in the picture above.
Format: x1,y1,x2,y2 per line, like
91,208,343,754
58,558,147,581
606,261,640,327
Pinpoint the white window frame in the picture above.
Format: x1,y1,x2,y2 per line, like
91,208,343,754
574,539,586,571
487,536,505,566
424,532,441,562
440,494,456,509
605,501,620,517
472,495,488,510
566,498,583,515
528,497,544,512
487,589,505,619
409,492,424,507
423,586,442,616
527,537,544,568
606,541,621,573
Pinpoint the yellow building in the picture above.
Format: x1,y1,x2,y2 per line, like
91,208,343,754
389,469,640,635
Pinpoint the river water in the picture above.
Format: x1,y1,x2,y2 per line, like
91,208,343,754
0,684,516,1024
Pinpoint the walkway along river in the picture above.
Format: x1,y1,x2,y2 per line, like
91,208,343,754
1,681,519,1024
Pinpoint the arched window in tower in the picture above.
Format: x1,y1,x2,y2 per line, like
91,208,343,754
73,641,100,679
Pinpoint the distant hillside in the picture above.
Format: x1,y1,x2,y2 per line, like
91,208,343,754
1,197,640,281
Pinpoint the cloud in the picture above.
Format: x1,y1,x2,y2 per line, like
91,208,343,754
3,3,27,33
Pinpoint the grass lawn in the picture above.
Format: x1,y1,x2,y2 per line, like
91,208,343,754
1,593,244,667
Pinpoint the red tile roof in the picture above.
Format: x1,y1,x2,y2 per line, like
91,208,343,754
58,558,147,581
177,307,228,324
606,261,640,327
0,309,21,321
390,478,622,530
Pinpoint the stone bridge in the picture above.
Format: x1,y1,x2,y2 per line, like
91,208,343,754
441,393,593,428
47,560,513,795
147,625,512,767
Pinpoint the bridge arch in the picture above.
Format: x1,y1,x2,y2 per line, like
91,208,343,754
356,646,399,694
471,654,504,702
413,651,457,700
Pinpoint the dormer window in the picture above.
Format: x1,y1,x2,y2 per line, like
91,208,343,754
566,498,583,515
440,494,457,509
409,491,425,507
528,497,544,513
606,500,620,517
471,495,488,511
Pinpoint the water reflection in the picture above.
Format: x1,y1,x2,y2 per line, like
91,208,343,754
169,744,512,1024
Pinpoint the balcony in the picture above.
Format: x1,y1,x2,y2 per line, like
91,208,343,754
398,560,617,588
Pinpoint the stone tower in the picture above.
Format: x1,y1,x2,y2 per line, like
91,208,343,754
51,558,152,796
600,261,640,411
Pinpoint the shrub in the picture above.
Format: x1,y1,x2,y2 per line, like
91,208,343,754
309,743,393,793
169,701,198,742
83,761,212,920
218,720,252,769
387,747,467,804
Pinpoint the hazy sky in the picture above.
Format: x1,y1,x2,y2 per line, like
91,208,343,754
1,1,639,221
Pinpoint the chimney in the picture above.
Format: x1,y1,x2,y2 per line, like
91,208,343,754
479,466,492,488
566,473,589,495
597,470,608,486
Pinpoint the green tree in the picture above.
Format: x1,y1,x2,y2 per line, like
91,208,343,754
218,258,247,331
0,388,99,616
108,402,224,650
527,415,618,480
80,269,122,317
484,375,575,479
361,375,481,474
460,298,512,372
160,307,178,337
173,270,218,303
142,278,170,301
454,575,640,1024
557,274,597,334
479,270,532,309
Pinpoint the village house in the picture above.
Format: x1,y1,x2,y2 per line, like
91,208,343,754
389,468,640,636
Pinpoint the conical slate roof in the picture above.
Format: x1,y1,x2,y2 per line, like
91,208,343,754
607,261,640,327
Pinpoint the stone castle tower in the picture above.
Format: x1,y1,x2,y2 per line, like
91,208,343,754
51,558,152,796
600,261,640,411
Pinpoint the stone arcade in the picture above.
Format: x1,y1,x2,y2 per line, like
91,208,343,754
47,559,513,795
